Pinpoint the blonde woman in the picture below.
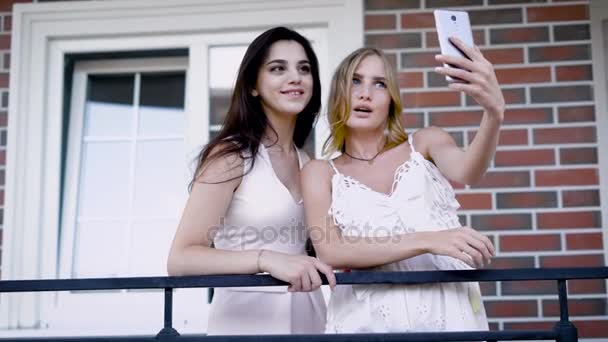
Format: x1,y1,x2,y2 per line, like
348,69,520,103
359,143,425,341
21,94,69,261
302,42,504,332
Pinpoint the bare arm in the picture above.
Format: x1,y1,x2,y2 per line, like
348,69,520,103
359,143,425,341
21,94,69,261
301,160,494,270
167,149,260,276
167,147,336,291
427,37,505,185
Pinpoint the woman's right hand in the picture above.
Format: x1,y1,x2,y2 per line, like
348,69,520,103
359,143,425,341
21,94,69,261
258,250,337,292
423,227,495,268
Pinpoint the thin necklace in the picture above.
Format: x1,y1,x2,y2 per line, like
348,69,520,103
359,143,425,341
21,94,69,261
343,149,384,165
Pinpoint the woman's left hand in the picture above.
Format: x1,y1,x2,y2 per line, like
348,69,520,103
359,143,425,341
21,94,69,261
434,37,505,121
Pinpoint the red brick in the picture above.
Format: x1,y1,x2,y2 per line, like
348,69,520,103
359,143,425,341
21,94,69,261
365,14,396,30
429,110,482,127
489,257,534,270
365,0,420,10
556,64,592,81
456,193,492,210
403,91,460,108
527,5,589,22
495,149,555,167
365,33,421,49
426,30,485,48
531,85,592,103
398,71,423,88
535,168,598,186
503,88,526,105
496,191,557,209
495,67,550,84
504,107,553,125
502,280,556,295
0,0,31,12
490,27,549,44
485,300,537,318
569,279,606,294
576,320,608,338
4,16,11,32
529,44,590,62
499,129,528,145
469,8,522,25
538,211,601,229
400,112,424,129
479,281,496,296
566,232,603,250
540,254,604,268
533,126,596,144
472,171,530,188
0,73,7,88
482,48,524,64
0,35,9,50
401,51,440,68
544,298,606,317
562,190,600,207
500,234,561,252
504,321,554,331
469,129,528,146
560,147,597,165
427,0,483,9
401,12,434,29
472,213,532,231
558,105,595,123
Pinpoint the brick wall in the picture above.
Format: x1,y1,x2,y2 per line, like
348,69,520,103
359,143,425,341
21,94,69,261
365,0,606,337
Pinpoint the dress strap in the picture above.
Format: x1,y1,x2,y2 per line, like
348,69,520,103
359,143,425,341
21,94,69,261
408,132,416,153
328,159,340,174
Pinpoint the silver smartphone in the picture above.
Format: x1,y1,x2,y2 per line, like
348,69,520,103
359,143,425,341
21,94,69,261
434,9,474,83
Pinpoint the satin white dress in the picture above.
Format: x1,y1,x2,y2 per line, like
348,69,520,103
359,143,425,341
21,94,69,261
207,144,326,335
325,134,488,333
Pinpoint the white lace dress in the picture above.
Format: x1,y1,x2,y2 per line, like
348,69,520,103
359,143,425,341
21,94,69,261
325,134,488,333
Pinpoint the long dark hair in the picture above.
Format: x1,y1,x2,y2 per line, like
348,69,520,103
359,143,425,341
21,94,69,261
190,27,321,190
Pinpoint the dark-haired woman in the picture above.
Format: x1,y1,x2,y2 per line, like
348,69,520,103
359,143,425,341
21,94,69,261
167,27,335,335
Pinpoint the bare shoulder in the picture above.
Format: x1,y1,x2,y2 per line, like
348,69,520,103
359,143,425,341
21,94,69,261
301,159,333,185
412,126,455,157
193,143,245,186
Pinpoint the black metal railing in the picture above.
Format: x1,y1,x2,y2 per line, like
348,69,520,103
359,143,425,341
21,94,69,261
1,267,608,341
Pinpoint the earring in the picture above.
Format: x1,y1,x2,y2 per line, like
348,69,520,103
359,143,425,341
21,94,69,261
251,89,259,97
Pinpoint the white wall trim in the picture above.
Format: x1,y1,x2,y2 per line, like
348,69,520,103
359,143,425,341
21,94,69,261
590,0,608,272
1,0,363,330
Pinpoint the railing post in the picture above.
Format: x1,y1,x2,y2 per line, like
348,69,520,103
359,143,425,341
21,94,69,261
554,280,578,342
156,287,180,341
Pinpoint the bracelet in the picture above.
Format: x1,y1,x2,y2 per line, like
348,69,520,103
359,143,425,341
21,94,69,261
256,249,265,273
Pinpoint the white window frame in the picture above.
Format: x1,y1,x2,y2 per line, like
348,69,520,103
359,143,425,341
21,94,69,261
590,0,608,269
1,0,363,330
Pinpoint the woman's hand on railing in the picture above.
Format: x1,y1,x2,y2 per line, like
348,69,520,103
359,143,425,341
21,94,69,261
258,250,337,292
421,227,495,268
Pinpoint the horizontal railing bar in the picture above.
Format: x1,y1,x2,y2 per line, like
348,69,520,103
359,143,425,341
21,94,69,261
1,329,559,342
1,267,607,293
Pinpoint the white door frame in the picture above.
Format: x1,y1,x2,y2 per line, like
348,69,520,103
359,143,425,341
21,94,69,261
2,0,363,330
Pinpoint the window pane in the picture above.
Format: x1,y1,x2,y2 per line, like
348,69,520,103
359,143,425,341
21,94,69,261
85,75,134,137
209,46,246,126
139,73,186,136
133,140,188,217
78,142,131,217
73,221,126,278
128,220,177,276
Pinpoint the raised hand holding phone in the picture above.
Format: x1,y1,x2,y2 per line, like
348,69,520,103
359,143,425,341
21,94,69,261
433,10,505,120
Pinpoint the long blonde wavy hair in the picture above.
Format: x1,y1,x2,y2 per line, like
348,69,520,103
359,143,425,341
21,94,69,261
323,47,408,156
